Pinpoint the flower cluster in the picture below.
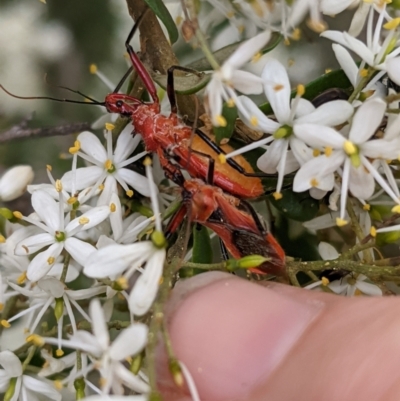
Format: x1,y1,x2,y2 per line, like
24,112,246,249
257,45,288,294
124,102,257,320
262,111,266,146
3,0,400,400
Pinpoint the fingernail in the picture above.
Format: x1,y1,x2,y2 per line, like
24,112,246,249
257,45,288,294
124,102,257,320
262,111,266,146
166,275,323,400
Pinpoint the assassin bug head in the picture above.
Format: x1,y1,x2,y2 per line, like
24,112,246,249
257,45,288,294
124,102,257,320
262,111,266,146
104,93,143,117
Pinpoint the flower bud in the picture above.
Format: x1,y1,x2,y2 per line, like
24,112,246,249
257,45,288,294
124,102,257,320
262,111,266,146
227,255,270,271
0,165,34,202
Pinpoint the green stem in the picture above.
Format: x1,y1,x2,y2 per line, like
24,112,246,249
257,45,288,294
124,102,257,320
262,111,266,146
21,346,36,372
60,252,71,283
181,261,228,271
347,69,374,103
339,241,375,260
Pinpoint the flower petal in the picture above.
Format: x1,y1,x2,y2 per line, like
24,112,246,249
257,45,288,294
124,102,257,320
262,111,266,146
296,100,353,126
62,166,103,192
231,71,264,95
15,233,55,256
27,242,64,282
349,98,386,143
110,323,148,361
89,298,109,351
31,191,60,232
113,125,142,164
262,59,291,123
78,131,107,163
65,206,110,233
116,168,151,197
0,351,22,377
331,44,358,86
64,238,96,267
0,166,34,202
22,375,62,400
294,124,345,149
348,165,375,200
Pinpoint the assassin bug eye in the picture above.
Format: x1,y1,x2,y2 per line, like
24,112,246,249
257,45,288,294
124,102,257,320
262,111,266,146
116,100,123,108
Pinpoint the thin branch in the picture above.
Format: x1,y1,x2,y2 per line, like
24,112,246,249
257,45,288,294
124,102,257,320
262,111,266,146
0,122,91,143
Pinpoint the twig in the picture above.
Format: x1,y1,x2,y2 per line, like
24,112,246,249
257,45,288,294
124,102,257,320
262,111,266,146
0,122,91,143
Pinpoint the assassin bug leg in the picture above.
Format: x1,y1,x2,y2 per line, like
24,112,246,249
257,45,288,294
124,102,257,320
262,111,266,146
167,65,204,114
194,128,275,179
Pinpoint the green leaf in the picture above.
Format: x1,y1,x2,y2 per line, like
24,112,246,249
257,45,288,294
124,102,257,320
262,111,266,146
259,68,353,115
143,0,179,44
213,103,238,145
187,32,282,71
151,71,211,94
192,224,213,264
269,189,319,222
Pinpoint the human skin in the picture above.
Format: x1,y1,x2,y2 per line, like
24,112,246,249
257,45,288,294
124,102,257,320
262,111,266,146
157,272,400,401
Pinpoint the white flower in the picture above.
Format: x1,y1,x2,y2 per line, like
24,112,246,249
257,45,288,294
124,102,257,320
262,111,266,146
204,30,271,127
15,190,110,282
84,159,166,316
329,274,382,296
0,350,61,401
61,126,151,205
0,165,34,202
44,299,149,395
293,98,400,225
321,7,400,85
223,58,353,197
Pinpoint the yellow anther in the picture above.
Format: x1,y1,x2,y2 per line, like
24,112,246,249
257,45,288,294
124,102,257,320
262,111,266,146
284,37,291,46
370,226,377,237
69,146,79,154
336,217,349,227
79,217,90,225
359,68,368,77
354,288,363,296
13,211,23,219
159,276,164,285
104,159,113,170
0,303,3,312
26,334,45,346
126,190,134,198
116,277,128,289
216,115,227,127
324,147,333,157
325,68,332,74
250,115,258,127
291,28,302,40
310,178,319,187
54,380,63,390
321,277,330,286
175,15,183,25
226,10,235,18
391,204,400,214
110,203,116,212
40,0,46,4
47,257,55,265
143,156,152,167
274,84,284,91
384,18,400,30
343,140,357,155
288,59,295,67
67,196,77,205
307,19,327,33
98,183,105,191
56,349,64,357
1,320,10,328
313,149,321,157
46,165,52,171
218,154,227,164
0,235,5,243
296,84,305,97
273,192,283,200
105,122,115,131
252,52,262,63
17,271,27,284
226,98,235,108
55,179,63,193
89,64,98,74
363,203,371,211
99,377,107,388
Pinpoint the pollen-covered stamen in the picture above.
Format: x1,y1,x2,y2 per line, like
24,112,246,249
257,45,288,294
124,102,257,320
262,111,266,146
0,235,5,243
13,211,23,219
273,125,293,139
90,64,115,91
215,115,227,127
321,277,330,286
310,178,319,187
47,257,55,266
273,192,282,200
79,217,90,225
324,147,333,157
313,149,321,157
69,140,81,155
55,231,66,242
343,140,357,156
126,190,134,198
250,116,258,127
55,179,63,193
336,217,348,227
226,98,235,107
17,271,27,284
104,159,116,173
110,202,116,213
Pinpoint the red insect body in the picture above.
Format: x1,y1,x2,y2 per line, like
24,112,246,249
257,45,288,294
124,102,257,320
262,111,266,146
167,179,286,276
104,94,264,199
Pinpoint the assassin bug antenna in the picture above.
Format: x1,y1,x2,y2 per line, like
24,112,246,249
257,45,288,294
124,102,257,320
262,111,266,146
0,84,105,106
